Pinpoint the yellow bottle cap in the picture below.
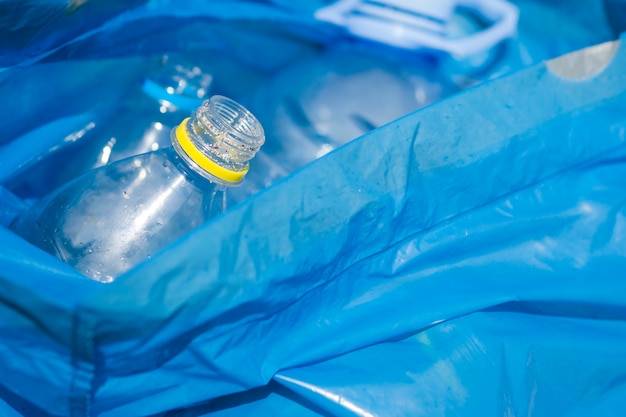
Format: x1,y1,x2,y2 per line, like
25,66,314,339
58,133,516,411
173,118,249,184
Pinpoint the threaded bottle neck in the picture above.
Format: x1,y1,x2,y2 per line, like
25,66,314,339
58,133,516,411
171,96,265,187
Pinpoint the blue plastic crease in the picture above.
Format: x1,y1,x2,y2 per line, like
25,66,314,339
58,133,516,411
0,1,625,416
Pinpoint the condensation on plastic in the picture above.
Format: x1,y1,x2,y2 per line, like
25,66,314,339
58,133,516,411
0,1,625,416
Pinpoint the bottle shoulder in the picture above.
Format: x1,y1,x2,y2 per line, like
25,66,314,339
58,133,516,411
12,146,226,281
20,148,212,219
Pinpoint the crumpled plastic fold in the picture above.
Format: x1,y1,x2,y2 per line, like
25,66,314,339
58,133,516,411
0,1,624,416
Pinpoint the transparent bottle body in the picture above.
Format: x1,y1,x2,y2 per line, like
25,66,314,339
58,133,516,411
82,89,188,167
53,56,212,187
12,95,264,283
12,148,225,283
13,55,214,197
233,42,455,204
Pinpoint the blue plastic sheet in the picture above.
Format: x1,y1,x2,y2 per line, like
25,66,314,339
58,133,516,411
276,309,626,417
1,1,625,416
0,0,147,68
607,0,626,34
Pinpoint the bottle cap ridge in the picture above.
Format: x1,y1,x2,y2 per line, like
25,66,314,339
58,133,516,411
173,117,250,184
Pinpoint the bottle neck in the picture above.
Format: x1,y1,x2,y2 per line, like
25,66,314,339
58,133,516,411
141,55,214,114
170,96,265,187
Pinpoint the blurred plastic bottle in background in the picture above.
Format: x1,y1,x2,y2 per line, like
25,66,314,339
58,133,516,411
228,0,519,204
11,96,264,283
7,55,214,200
315,0,520,88
69,54,214,169
230,41,453,204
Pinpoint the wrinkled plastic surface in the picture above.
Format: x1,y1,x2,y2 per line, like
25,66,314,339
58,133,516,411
1,1,626,416
0,0,148,68
234,41,455,202
0,57,150,202
607,0,626,33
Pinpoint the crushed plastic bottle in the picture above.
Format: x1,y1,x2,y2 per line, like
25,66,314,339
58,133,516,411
248,42,451,164
233,0,520,204
230,41,454,204
11,96,264,283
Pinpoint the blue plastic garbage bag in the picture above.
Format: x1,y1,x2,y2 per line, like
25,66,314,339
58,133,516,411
1,0,626,416
607,0,626,32
0,0,148,68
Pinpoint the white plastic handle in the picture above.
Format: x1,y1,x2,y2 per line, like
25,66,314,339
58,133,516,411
315,0,519,58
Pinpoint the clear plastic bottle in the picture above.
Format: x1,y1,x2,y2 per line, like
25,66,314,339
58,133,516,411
11,96,264,283
79,55,214,165
231,41,454,204
245,42,451,168
7,55,215,200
